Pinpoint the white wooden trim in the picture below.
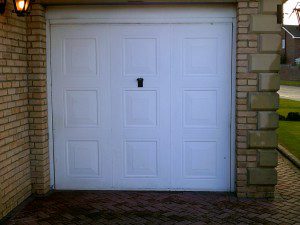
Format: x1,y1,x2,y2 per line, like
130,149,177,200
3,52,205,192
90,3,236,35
49,18,235,25
46,20,55,189
230,18,237,192
46,5,236,21
46,5,237,191
39,0,237,5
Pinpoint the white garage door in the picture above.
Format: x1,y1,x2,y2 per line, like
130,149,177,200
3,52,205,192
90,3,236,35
50,6,234,191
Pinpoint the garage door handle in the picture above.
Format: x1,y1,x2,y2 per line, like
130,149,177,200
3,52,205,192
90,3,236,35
137,78,144,88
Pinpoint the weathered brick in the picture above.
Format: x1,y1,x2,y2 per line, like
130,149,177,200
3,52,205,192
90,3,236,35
248,131,278,148
250,54,280,72
258,112,279,130
250,15,281,33
259,73,280,91
261,0,282,13
260,34,281,52
258,149,278,167
248,168,277,185
249,92,279,110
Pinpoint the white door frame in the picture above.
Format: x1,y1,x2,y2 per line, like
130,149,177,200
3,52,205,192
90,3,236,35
46,5,237,191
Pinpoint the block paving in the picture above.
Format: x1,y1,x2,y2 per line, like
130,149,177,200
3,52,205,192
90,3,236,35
3,154,300,225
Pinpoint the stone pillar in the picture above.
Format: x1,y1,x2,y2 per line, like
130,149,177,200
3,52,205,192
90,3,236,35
236,0,281,198
26,4,50,195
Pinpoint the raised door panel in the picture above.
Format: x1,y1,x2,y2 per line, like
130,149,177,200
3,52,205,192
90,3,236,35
125,141,158,177
65,90,99,127
124,38,158,77
64,38,97,76
183,90,217,128
183,141,217,178
184,38,218,76
67,140,101,177
124,90,158,127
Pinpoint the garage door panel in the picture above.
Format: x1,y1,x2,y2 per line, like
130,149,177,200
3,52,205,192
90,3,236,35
52,25,113,189
171,24,232,190
178,24,232,79
64,38,98,77
183,90,218,128
65,89,100,128
124,38,158,77
125,140,158,177
183,141,217,178
52,20,232,191
52,28,111,81
67,140,102,178
54,135,113,189
184,38,218,76
111,25,171,189
124,90,158,128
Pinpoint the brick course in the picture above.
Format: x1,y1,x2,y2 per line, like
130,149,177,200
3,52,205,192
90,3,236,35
0,1,49,219
0,1,31,218
26,4,50,196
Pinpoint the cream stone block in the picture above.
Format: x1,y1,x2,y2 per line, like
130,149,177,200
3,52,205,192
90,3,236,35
248,131,278,148
248,168,277,185
260,34,281,52
259,73,280,91
250,54,280,72
262,0,282,13
250,15,281,33
258,150,278,167
258,112,279,130
249,92,279,110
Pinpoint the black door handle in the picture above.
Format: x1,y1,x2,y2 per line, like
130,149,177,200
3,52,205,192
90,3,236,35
137,78,144,88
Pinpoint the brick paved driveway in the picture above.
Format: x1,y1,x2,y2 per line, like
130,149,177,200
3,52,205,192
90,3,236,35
5,154,300,225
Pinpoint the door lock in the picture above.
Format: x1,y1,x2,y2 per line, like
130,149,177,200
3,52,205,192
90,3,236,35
137,78,144,88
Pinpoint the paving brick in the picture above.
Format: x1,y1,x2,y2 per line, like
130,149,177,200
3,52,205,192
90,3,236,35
3,154,300,225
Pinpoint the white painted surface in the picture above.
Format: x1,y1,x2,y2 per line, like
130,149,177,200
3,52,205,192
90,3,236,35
171,24,232,190
52,25,113,189
50,6,235,191
110,25,172,189
46,5,236,22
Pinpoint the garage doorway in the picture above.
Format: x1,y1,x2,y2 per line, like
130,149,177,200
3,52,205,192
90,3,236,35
47,5,236,191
